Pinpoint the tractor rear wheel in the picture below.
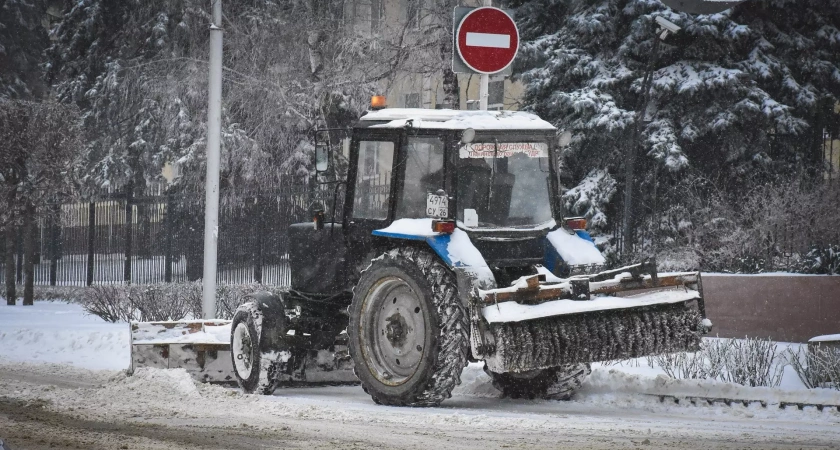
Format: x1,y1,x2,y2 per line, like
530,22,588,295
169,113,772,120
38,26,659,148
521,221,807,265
485,363,591,400
348,247,469,406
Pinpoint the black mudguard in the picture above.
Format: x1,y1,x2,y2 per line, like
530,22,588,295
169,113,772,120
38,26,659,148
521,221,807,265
288,223,348,294
244,291,289,353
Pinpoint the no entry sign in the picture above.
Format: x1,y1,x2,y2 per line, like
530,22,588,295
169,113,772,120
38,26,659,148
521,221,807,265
455,7,519,75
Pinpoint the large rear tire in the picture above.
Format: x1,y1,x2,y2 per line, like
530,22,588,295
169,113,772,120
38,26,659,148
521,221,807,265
348,247,469,406
485,363,591,400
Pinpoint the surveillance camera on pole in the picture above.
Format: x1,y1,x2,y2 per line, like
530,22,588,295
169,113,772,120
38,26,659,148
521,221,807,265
655,16,681,39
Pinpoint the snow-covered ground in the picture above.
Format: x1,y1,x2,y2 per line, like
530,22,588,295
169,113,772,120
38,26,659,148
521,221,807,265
0,299,128,369
1,300,839,449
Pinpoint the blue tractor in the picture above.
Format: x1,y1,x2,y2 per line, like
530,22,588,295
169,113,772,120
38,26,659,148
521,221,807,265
229,107,710,406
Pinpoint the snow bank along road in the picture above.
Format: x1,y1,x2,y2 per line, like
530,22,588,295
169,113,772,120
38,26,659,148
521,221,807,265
1,302,839,449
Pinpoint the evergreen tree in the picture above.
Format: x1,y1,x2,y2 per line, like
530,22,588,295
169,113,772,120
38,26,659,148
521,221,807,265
0,0,49,99
47,0,205,194
513,0,840,261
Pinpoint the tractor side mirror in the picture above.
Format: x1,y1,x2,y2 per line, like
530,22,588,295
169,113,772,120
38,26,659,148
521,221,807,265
315,145,330,173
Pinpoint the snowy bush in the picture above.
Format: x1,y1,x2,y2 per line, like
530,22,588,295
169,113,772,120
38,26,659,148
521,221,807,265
648,337,784,388
722,338,784,388
1,286,87,304
645,176,840,273
82,282,287,322
84,286,138,323
794,245,840,275
31,286,87,303
787,345,840,391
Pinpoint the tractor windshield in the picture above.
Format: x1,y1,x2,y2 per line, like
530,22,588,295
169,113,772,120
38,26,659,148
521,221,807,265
456,140,553,229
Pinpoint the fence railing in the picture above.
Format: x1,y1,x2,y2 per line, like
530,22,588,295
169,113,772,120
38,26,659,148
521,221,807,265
0,183,348,287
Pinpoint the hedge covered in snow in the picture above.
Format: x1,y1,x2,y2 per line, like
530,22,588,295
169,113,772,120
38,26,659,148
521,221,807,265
29,282,285,323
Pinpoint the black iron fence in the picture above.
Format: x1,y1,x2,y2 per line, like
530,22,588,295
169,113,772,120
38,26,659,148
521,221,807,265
0,183,347,287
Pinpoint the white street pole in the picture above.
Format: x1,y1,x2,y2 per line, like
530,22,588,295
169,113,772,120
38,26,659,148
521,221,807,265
202,0,223,319
479,73,489,111
478,0,492,111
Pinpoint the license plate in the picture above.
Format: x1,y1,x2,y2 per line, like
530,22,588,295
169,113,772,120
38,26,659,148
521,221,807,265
426,193,448,218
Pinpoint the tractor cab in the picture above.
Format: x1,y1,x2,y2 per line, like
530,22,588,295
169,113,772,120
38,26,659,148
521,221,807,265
292,108,590,295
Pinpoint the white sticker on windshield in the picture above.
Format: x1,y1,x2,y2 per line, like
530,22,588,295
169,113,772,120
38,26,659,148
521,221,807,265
459,142,548,159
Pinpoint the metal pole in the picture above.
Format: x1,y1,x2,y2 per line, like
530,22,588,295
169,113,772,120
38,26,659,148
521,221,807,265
479,73,489,111
124,190,133,284
478,0,492,111
86,202,95,286
622,33,662,260
202,0,223,319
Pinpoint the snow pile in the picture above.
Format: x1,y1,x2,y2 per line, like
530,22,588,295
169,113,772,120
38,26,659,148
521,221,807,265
374,218,441,237
546,228,606,265
127,367,201,397
809,334,840,343
481,288,700,323
0,300,129,370
451,362,502,398
362,108,556,130
582,366,840,407
130,320,231,344
447,229,489,267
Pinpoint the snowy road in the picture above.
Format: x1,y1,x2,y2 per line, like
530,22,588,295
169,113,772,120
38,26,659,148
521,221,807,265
1,301,839,449
1,361,839,450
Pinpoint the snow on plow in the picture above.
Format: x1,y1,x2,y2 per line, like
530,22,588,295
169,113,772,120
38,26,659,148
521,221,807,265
469,262,712,373
129,320,235,383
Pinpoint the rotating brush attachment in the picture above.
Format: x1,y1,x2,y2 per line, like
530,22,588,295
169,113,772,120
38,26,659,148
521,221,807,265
487,303,702,373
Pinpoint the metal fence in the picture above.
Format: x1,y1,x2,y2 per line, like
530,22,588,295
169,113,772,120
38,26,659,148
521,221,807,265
0,183,347,287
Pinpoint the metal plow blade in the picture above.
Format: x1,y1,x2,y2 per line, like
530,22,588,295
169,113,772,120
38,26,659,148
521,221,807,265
130,320,358,387
473,264,710,373
129,320,235,383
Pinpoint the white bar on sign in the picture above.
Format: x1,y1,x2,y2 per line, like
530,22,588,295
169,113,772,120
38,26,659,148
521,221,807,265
465,32,510,49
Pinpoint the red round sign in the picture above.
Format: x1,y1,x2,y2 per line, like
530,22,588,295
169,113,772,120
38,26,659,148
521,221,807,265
456,7,519,74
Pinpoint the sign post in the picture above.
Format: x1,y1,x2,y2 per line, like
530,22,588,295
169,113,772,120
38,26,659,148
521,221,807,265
453,4,519,110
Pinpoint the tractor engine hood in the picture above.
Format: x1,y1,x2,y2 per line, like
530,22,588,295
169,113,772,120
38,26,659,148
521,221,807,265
372,219,606,285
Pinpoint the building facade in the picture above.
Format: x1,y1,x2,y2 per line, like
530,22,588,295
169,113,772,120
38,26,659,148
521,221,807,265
341,0,524,111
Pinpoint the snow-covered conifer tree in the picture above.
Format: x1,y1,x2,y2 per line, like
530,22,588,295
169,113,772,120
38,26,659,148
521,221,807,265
513,0,840,262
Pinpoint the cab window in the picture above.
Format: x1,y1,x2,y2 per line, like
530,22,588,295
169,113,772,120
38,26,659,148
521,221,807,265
396,136,445,218
353,141,394,220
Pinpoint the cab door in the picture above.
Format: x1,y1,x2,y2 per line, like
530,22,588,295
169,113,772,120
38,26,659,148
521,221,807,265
343,130,400,276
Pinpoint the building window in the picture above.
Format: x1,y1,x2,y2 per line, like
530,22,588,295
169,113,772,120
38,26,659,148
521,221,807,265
371,0,384,34
406,0,422,29
404,93,421,108
342,0,355,28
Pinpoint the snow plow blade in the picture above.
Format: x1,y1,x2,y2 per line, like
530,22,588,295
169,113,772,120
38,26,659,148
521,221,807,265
470,263,711,373
129,320,235,383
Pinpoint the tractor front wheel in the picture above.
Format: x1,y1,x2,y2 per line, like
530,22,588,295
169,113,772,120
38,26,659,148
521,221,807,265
231,300,284,395
348,247,469,406
484,363,592,400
